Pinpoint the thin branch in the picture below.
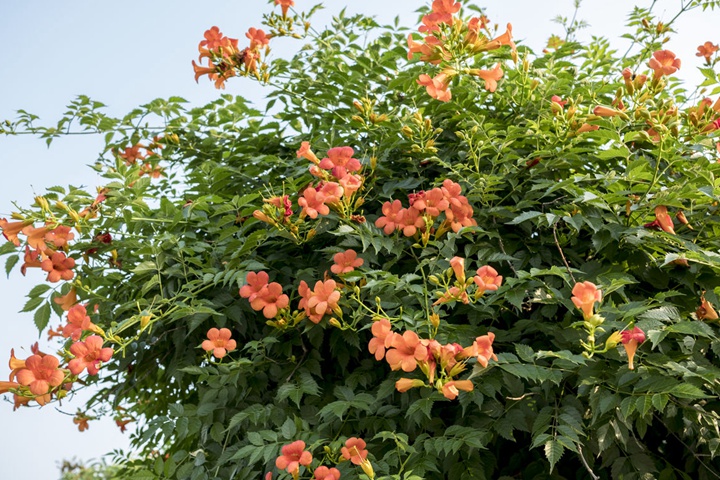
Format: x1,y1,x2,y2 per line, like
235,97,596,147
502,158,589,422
577,445,600,480
553,223,576,284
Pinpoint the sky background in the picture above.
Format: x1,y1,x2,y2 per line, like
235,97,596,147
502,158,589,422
0,1,717,478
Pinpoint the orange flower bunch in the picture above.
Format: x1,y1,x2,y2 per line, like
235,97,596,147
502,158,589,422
407,1,516,101
2,337,111,410
239,271,290,319
375,179,476,243
298,279,341,324
434,258,502,305
369,318,497,401
192,25,272,88
0,219,78,283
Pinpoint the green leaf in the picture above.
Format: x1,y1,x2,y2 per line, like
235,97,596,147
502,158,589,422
33,302,51,333
544,440,564,472
5,254,19,278
507,211,543,225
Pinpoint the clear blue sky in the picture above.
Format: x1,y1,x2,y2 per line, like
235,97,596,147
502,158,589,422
0,1,716,478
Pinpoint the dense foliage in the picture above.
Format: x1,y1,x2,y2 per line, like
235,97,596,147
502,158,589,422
4,1,720,479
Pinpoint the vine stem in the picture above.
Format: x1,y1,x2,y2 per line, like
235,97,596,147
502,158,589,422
553,223,576,284
577,445,600,480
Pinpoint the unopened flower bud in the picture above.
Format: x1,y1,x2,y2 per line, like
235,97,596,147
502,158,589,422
328,318,342,328
353,100,364,112
34,196,50,211
351,115,365,124
604,331,623,350
429,313,440,328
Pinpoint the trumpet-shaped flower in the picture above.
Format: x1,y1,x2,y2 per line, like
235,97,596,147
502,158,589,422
654,206,675,234
44,225,75,248
314,467,341,480
395,377,425,392
462,332,497,367
417,73,452,102
22,225,50,251
331,249,364,274
250,282,290,319
68,336,113,375
375,200,404,234
20,246,43,275
246,28,270,50
319,146,361,174
697,291,719,321
299,186,331,219
648,50,681,77
41,251,76,282
411,187,448,217
275,440,312,475
385,330,427,372
0,218,31,246
696,41,719,63
239,271,270,302
341,437,368,465
474,265,502,297
16,354,65,396
201,328,237,358
571,281,602,319
620,327,645,370
368,318,394,361
275,0,294,17
299,279,341,323
62,304,97,341
441,379,474,400
54,288,78,311
470,63,504,92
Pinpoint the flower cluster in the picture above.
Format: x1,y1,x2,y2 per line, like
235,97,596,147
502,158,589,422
433,257,503,305
369,318,497,400
253,144,365,230
408,1,515,101
0,219,77,283
239,271,290,319
192,25,271,88
271,437,374,480
375,180,476,243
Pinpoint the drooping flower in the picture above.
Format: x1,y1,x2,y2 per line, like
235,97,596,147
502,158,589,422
20,246,43,275
654,205,676,234
696,41,719,63
449,256,466,284
40,251,76,282
74,414,90,432
441,379,474,400
275,440,312,475
697,291,719,321
314,466,341,480
417,72,452,102
331,249,364,274
62,304,97,341
22,224,50,251
473,265,502,297
54,287,78,311
68,336,114,375
620,327,645,370
16,354,65,396
462,332,497,367
201,328,237,359
648,50,681,77
341,437,368,465
470,62,504,92
297,141,320,164
385,330,427,372
571,281,602,320
0,218,31,246
274,0,295,17
368,318,394,361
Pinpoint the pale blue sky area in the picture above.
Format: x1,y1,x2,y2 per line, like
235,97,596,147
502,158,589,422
0,1,716,478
